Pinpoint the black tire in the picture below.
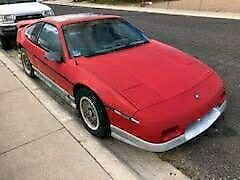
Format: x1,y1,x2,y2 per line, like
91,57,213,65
76,88,110,138
0,36,11,50
19,47,35,77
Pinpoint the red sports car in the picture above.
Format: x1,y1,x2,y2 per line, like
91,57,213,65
16,14,226,152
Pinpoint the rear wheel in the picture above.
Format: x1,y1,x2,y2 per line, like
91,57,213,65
76,88,110,138
19,48,35,77
0,36,11,50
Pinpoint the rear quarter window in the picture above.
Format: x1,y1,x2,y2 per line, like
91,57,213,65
25,22,43,43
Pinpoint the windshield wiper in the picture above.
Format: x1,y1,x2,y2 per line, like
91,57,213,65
84,39,149,57
106,39,148,52
84,48,116,57
128,39,149,46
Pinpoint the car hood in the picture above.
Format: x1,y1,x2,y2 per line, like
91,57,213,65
0,2,51,15
79,40,213,109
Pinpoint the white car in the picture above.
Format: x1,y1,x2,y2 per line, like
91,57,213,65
0,0,54,49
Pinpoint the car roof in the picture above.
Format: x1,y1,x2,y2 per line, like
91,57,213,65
44,13,120,27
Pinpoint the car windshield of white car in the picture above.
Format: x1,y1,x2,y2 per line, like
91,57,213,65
63,18,149,58
0,0,36,5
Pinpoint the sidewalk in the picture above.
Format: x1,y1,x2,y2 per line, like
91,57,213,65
151,0,240,13
0,59,112,179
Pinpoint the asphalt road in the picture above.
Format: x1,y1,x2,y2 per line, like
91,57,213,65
4,4,240,179
48,4,240,179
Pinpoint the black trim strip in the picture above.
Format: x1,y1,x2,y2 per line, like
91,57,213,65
35,55,74,86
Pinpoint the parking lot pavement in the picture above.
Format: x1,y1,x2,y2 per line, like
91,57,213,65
0,61,111,180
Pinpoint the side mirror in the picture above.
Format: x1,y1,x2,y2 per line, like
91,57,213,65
45,51,63,63
36,0,43,3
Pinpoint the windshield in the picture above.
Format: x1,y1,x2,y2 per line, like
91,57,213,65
63,18,149,58
0,0,36,5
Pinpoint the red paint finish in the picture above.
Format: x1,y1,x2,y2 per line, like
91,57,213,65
17,14,226,144
119,73,225,143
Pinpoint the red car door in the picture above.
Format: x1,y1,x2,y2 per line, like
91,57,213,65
34,23,74,94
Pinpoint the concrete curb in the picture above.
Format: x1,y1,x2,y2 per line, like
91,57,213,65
45,1,240,20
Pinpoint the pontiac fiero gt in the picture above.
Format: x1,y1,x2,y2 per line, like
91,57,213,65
16,14,226,152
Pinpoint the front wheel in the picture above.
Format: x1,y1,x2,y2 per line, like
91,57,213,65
76,88,110,138
19,47,35,77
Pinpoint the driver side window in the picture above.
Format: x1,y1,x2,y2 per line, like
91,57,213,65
37,23,62,53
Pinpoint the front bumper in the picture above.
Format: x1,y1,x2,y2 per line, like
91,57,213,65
111,100,227,152
0,24,17,36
